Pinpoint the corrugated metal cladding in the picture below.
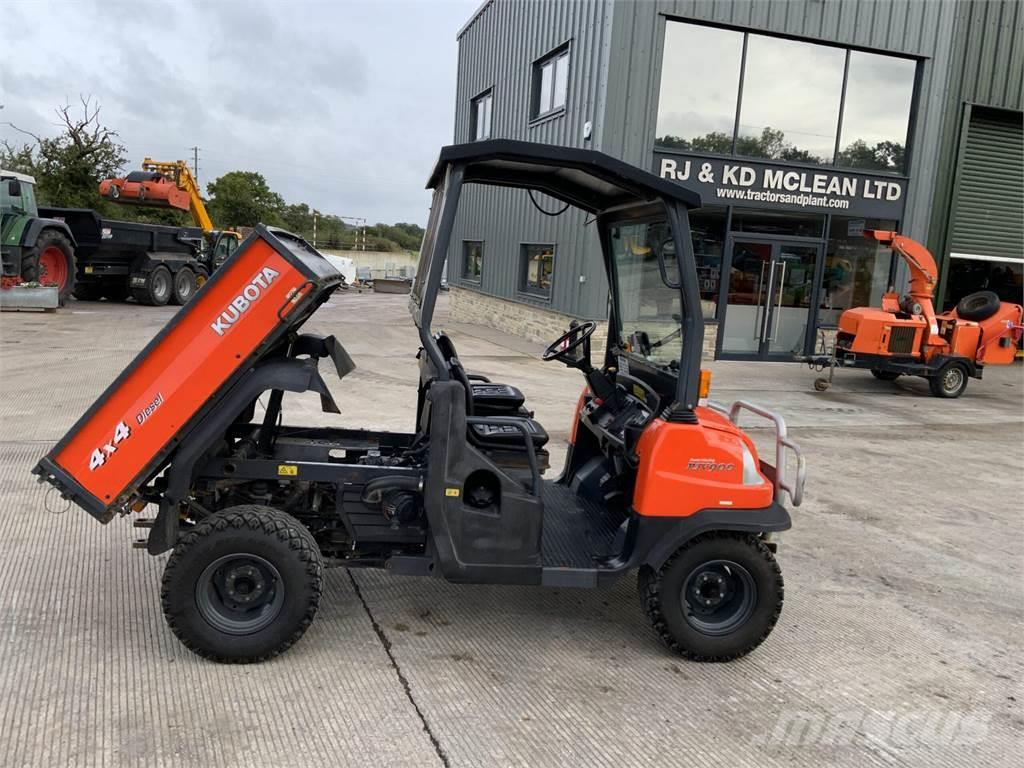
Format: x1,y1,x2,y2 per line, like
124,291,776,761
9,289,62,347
949,109,1024,261
927,0,1024,302
448,0,614,318
446,0,1000,319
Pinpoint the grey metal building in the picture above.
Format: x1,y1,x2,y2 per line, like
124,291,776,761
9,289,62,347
446,0,1023,360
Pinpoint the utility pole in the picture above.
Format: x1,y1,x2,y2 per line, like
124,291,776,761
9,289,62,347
190,146,200,185
312,209,319,248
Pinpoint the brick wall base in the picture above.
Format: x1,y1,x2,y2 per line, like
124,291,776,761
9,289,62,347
449,287,718,360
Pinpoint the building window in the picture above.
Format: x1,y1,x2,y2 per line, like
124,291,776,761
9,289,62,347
655,20,917,173
689,207,727,320
737,35,845,165
470,90,492,141
835,52,916,172
532,45,569,119
656,24,743,153
520,244,555,297
818,217,897,327
463,240,483,280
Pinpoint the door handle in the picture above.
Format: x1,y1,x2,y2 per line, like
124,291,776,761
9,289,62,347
752,260,769,339
760,260,777,342
769,262,787,342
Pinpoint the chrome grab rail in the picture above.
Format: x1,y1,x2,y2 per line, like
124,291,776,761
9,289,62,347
752,260,770,340
706,399,806,507
769,262,786,342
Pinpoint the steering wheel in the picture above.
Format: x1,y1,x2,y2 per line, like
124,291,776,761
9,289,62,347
542,321,597,363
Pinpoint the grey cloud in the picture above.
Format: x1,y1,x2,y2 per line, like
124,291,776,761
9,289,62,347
2,0,477,224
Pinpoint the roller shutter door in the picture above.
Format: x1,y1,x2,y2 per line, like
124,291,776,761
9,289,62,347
949,107,1023,262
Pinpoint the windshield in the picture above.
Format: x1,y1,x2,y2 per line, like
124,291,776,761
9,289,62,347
1,177,36,216
411,181,447,308
610,219,684,367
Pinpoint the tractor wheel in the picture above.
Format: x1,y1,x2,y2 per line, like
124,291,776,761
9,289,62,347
956,291,1000,322
72,282,103,302
108,184,121,200
131,265,172,306
24,229,75,304
871,368,901,381
161,505,324,663
928,361,969,398
171,267,197,305
638,532,783,662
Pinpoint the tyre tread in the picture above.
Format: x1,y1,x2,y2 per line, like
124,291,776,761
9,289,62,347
638,531,783,662
160,505,323,663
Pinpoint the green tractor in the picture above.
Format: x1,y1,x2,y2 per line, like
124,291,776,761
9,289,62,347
1,170,77,303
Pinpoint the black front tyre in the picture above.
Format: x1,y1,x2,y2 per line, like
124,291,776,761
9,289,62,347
639,532,783,661
171,267,196,305
928,361,969,398
161,506,324,663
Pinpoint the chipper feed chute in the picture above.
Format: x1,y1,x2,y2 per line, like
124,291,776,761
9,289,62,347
33,226,344,520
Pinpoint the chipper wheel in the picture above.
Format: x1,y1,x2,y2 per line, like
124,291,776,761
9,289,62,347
161,506,323,663
638,532,783,662
928,361,969,399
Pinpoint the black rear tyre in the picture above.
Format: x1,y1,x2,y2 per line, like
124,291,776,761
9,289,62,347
23,229,76,304
131,265,172,306
870,368,900,381
171,267,196,305
928,361,969,398
639,532,783,661
161,505,323,663
956,290,1000,321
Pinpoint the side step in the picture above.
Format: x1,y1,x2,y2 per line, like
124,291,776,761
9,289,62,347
541,567,598,588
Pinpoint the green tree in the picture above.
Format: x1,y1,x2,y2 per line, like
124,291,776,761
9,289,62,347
206,171,285,228
837,139,905,172
1,97,127,208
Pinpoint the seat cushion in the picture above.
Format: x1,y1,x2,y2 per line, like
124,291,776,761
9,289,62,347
471,418,549,448
470,382,525,411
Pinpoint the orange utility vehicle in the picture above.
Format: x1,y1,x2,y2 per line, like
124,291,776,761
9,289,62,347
34,141,804,664
809,230,1022,398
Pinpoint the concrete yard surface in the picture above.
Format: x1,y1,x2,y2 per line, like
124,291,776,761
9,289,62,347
0,291,1021,767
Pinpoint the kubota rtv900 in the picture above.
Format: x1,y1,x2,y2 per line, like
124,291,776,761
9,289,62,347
35,141,805,663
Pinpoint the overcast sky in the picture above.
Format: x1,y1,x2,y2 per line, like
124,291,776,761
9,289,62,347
1,0,479,225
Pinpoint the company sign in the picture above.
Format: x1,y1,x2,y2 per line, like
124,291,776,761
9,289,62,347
654,152,907,219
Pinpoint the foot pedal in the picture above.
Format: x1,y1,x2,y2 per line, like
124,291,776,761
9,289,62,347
132,539,149,549
133,518,156,528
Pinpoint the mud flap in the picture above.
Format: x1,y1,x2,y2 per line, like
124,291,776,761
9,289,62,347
147,357,337,555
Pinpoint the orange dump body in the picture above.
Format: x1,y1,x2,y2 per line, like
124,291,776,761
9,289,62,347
34,227,342,520
632,407,774,517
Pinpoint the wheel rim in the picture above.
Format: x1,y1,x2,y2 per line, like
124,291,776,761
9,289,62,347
37,246,68,290
196,553,284,635
153,271,170,301
943,367,964,394
175,271,194,300
682,560,757,636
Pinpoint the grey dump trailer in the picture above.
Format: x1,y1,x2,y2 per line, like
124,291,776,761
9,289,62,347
39,207,211,306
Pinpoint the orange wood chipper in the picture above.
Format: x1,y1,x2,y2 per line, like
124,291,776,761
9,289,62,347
808,230,1022,398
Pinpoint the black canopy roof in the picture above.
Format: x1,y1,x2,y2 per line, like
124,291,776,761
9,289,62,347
427,140,701,213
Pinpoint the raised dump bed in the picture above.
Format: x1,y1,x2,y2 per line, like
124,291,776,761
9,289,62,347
34,226,343,519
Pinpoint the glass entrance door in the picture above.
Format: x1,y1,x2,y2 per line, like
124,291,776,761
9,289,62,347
719,238,819,359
